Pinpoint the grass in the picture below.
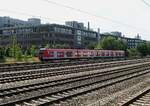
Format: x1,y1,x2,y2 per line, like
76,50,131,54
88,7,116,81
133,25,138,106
1,56,40,64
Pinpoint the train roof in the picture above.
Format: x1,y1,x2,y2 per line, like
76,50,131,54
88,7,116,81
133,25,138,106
40,48,124,52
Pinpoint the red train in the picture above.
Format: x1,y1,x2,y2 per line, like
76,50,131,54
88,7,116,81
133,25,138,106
38,48,125,61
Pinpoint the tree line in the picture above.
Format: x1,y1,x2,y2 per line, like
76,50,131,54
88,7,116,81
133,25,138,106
0,36,70,62
87,36,150,58
0,44,37,61
0,35,150,62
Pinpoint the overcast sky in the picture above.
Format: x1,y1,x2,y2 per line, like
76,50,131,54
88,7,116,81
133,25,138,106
0,0,150,40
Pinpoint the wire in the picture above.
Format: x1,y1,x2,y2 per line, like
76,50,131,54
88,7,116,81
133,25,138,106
0,9,64,23
0,2,150,37
0,8,116,33
141,0,150,7
41,0,150,33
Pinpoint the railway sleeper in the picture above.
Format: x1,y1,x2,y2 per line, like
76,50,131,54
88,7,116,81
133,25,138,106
1,69,149,105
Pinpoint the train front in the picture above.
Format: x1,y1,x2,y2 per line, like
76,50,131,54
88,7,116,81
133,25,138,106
38,48,47,61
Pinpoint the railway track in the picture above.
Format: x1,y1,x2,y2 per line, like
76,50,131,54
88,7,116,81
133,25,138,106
120,88,150,106
0,59,116,71
0,61,150,106
0,58,149,72
0,59,149,83
0,58,125,67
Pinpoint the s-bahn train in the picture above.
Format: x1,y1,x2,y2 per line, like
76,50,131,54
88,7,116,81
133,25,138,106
38,48,125,61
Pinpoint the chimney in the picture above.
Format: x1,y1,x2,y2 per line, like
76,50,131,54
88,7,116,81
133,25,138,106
97,28,101,40
88,22,90,30
98,28,100,34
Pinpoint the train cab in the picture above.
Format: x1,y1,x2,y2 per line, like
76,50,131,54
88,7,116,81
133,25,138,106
38,48,48,60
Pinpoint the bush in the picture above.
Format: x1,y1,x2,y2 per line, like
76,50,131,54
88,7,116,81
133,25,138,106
0,46,5,60
96,36,127,50
136,43,148,56
127,48,140,58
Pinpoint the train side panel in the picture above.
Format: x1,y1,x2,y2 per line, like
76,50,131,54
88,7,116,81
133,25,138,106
39,48,125,61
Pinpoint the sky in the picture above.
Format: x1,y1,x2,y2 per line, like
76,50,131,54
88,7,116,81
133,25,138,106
0,0,150,40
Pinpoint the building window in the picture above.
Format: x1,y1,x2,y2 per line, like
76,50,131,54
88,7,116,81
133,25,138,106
77,30,82,35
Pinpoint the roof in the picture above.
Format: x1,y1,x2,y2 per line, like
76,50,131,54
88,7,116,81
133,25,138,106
0,23,97,33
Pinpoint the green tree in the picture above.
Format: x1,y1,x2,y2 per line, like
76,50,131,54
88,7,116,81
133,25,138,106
45,44,51,48
146,42,150,55
101,36,118,50
5,46,12,57
86,42,97,49
7,35,23,60
30,45,36,57
54,44,70,49
136,43,148,56
24,50,28,62
117,39,127,50
0,46,5,60
15,45,23,61
96,36,127,50
95,41,102,49
62,44,70,49
127,48,140,58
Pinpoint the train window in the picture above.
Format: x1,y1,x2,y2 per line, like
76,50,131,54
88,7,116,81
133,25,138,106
39,50,44,55
66,51,73,57
102,52,105,56
57,52,64,56
90,52,94,56
77,51,81,57
96,52,99,56
106,52,109,56
83,51,89,56
119,52,121,56
116,52,119,56
99,51,102,56
49,52,54,56
74,52,78,56
111,52,113,56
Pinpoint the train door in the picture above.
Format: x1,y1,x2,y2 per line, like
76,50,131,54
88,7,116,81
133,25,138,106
102,51,105,57
74,50,78,58
113,51,116,57
65,50,73,59
99,50,102,57
106,51,109,57
111,51,113,57
83,50,87,57
96,50,99,57
77,50,82,58
57,50,64,59
90,50,94,57
53,50,57,59
48,50,54,59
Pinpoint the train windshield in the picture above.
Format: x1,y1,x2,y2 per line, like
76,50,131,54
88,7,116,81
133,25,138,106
39,50,45,55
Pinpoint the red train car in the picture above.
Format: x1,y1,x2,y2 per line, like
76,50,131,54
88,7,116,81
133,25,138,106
38,48,125,61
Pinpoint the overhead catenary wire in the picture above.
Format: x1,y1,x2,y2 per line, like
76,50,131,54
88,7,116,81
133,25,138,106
141,0,150,7
0,1,149,37
0,9,64,23
0,8,117,33
41,0,150,34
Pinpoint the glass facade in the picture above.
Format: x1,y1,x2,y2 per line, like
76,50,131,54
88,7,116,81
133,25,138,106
0,24,98,49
